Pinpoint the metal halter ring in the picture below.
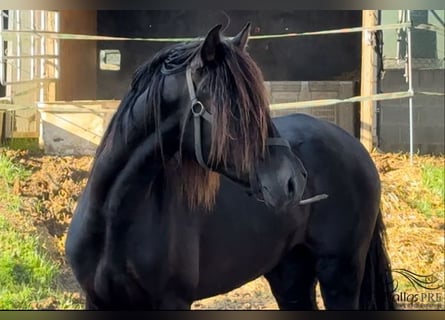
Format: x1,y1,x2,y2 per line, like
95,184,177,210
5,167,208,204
191,101,205,116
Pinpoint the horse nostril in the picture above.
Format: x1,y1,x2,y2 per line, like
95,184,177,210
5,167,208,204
287,177,296,197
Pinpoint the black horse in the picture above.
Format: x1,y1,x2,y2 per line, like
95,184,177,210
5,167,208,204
66,23,395,310
66,23,307,308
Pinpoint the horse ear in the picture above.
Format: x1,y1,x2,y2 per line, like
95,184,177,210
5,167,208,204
200,24,223,64
232,22,251,51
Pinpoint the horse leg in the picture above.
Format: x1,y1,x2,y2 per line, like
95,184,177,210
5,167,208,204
315,255,365,310
264,244,317,310
158,293,192,310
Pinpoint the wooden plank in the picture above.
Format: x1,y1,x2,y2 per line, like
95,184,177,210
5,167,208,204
270,81,301,92
11,131,39,138
37,100,120,113
6,11,38,134
0,112,4,142
45,11,57,102
38,99,120,106
360,10,378,151
4,111,14,138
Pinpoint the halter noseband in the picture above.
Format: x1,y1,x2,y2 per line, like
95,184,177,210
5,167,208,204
185,65,292,170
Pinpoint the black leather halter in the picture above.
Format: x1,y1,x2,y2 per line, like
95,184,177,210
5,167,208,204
185,66,292,170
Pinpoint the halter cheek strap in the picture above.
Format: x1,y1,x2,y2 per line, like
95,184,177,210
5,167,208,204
186,66,214,169
265,137,291,148
185,65,293,170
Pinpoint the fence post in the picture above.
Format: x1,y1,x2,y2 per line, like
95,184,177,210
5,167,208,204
360,10,379,151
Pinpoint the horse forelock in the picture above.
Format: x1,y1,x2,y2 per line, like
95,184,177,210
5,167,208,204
205,43,270,175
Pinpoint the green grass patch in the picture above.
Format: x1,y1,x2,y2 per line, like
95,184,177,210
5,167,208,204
0,215,58,309
0,153,30,212
413,164,444,218
0,153,30,185
0,153,31,212
3,138,40,152
0,152,82,309
421,164,444,201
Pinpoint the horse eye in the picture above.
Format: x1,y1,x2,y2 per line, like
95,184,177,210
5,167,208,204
195,67,205,77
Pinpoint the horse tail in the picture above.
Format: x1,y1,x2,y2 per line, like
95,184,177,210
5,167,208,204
359,209,396,310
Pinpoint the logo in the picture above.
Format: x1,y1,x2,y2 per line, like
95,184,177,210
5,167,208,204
389,268,444,309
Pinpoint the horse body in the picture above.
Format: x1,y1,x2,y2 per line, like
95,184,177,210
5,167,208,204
197,113,381,301
66,23,311,309
67,113,394,309
66,23,394,310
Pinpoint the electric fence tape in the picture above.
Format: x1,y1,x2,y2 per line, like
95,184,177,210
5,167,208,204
0,21,443,112
1,91,443,112
0,22,430,42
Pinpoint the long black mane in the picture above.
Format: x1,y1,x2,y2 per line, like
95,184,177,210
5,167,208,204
88,34,271,210
96,42,199,159
87,42,198,207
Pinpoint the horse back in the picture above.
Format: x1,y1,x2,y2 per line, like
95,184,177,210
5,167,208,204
274,113,381,255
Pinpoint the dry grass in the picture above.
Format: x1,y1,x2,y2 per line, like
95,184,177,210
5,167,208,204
373,152,444,310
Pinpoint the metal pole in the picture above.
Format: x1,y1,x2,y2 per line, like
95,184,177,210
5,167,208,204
54,11,60,79
15,10,21,84
406,10,414,164
0,10,4,86
31,10,35,82
39,10,45,102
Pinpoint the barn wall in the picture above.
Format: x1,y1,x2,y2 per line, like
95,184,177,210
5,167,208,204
95,10,362,100
267,81,358,136
57,10,97,101
38,78,360,155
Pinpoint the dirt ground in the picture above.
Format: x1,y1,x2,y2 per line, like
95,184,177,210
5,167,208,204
2,149,444,310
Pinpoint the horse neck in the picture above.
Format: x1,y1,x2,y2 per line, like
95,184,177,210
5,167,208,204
87,92,181,210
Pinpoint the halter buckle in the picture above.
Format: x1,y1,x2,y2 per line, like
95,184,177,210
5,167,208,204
191,101,205,116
